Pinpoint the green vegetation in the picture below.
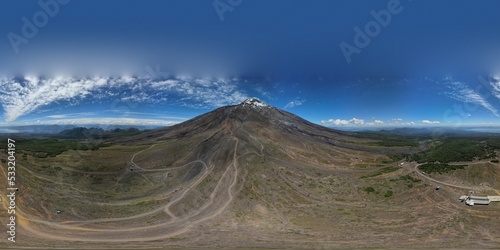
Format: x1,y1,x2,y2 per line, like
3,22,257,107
361,167,399,178
390,174,421,189
372,139,419,147
384,190,394,197
393,174,421,183
388,154,406,162
0,128,143,158
419,163,466,174
363,187,375,193
40,165,63,174
355,133,419,147
56,127,142,139
409,139,498,163
2,138,99,158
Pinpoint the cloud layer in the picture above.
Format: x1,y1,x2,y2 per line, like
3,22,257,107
284,99,305,109
321,117,440,127
33,117,178,126
320,118,392,127
321,118,365,126
421,120,440,125
0,76,248,122
446,79,499,117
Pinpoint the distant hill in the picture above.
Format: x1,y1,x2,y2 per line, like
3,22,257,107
0,124,164,135
57,127,141,139
0,124,77,134
373,127,500,137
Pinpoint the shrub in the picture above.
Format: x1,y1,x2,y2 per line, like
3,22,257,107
409,139,496,163
419,163,466,174
361,167,399,178
398,174,421,183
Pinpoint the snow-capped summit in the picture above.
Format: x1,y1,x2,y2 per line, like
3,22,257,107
240,98,269,108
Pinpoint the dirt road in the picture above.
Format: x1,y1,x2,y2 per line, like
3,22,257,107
7,130,245,242
414,163,473,190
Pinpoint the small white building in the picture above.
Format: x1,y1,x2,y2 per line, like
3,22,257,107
460,195,500,206
470,196,490,201
488,196,500,202
466,199,490,206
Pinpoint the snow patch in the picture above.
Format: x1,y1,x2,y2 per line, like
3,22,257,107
241,98,269,108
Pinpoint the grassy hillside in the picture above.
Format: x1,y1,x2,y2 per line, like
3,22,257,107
0,128,145,158
409,138,499,163
0,138,99,158
355,132,420,147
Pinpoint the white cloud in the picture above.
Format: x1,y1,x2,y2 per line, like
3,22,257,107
421,120,440,125
388,118,404,125
103,110,189,121
349,117,365,125
255,86,273,100
120,92,152,103
463,89,498,116
0,76,248,122
366,119,384,126
177,79,248,108
321,119,349,126
34,117,178,126
284,99,305,109
46,115,68,119
0,76,115,122
46,112,96,119
322,117,401,127
447,80,499,117
489,77,500,100
321,117,364,126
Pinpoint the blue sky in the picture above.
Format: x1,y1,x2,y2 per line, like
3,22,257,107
1,0,500,128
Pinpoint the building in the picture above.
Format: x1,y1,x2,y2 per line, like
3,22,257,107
470,196,490,201
466,199,490,206
487,196,500,202
460,195,496,206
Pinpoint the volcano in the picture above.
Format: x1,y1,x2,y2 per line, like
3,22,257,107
126,97,365,152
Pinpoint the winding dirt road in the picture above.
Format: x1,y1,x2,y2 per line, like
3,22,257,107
6,128,246,243
413,163,473,190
